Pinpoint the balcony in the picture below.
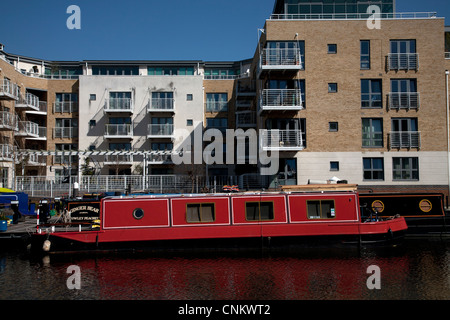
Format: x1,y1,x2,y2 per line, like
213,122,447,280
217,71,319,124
28,126,47,141
104,124,133,139
54,101,79,113
387,53,419,71
0,144,14,161
389,131,421,149
104,154,133,165
205,101,228,113
105,98,133,113
260,129,305,151
0,79,18,100
148,152,172,164
147,124,174,139
236,111,256,128
0,112,18,131
26,153,47,166
16,121,39,138
15,93,40,111
388,92,420,110
258,48,303,78
259,89,303,114
53,127,78,139
148,98,175,112
26,101,48,115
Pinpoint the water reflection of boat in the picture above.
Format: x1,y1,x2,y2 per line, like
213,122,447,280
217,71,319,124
30,186,407,254
359,193,449,237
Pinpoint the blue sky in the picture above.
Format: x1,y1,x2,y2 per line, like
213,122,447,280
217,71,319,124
0,0,449,62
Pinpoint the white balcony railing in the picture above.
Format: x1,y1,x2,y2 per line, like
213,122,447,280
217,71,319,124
105,98,133,113
53,127,78,139
148,98,175,112
147,124,174,138
260,129,305,151
17,121,39,137
260,89,303,111
0,144,14,161
236,111,256,128
389,131,421,149
0,79,19,100
388,92,420,110
260,48,303,70
388,53,419,71
15,92,40,111
54,101,79,113
0,112,18,130
104,124,133,138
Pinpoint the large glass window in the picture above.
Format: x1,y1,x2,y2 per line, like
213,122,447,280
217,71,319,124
362,118,383,147
361,79,382,108
206,93,228,112
363,158,384,180
393,157,419,181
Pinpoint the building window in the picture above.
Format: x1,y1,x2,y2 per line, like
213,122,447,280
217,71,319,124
393,157,419,181
186,119,193,126
389,40,417,70
390,79,418,110
186,203,215,223
329,122,338,132
360,40,370,69
328,83,338,93
361,79,382,108
362,118,383,147
307,200,336,220
89,94,96,101
245,202,274,221
363,158,384,181
330,161,339,171
206,118,228,133
187,94,193,101
327,44,337,54
206,93,228,112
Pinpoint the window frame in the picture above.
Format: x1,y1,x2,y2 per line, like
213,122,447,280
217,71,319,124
360,40,371,70
361,79,382,108
363,157,385,181
306,200,336,220
185,203,216,223
392,157,419,181
362,118,383,148
245,201,275,222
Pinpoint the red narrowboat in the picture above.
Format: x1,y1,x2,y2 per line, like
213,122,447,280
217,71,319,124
31,187,407,254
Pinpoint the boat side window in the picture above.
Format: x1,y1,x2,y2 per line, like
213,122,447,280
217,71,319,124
307,200,336,219
245,201,274,221
133,208,144,220
186,203,215,223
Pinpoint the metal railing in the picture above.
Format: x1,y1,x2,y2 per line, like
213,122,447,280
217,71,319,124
388,53,419,71
106,98,133,112
14,174,259,198
0,78,18,99
0,111,17,130
17,121,39,137
147,124,174,137
15,92,39,110
389,131,421,149
260,89,303,109
269,12,437,20
104,154,133,164
53,127,78,139
54,101,79,113
205,101,228,112
0,144,14,161
260,48,303,68
388,92,420,110
104,124,133,137
148,98,175,111
260,129,304,150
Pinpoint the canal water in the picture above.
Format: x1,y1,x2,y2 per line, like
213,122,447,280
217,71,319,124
0,239,449,302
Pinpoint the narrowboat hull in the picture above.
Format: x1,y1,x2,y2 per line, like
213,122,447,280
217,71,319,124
359,193,450,237
30,191,408,254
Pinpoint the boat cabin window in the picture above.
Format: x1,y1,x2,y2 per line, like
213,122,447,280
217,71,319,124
245,202,274,221
133,208,144,220
186,203,215,223
307,200,336,219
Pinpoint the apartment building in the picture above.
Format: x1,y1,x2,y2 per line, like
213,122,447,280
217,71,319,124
0,0,449,196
